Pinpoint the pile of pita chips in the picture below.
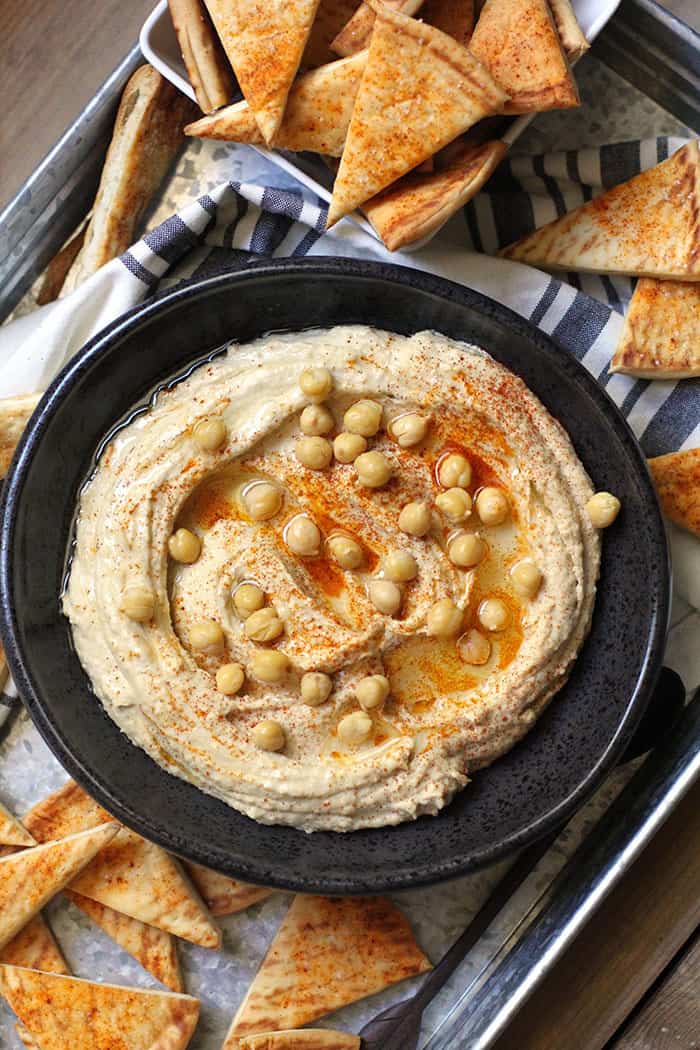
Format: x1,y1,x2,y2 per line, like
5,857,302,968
224,894,430,1045
331,0,422,55
169,0,235,113
240,1033,360,1050
648,449,700,537
611,278,700,378
0,916,70,975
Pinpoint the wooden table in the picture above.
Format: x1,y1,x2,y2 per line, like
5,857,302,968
1,2,699,1047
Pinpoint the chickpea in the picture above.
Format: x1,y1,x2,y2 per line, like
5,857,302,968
478,598,510,632
426,598,463,638
475,487,509,526
328,534,363,570
383,550,418,582
216,662,245,695
368,579,402,616
193,416,227,451
390,413,428,448
300,671,333,706
252,719,286,752
122,586,155,623
448,532,486,569
245,607,284,642
242,481,282,521
586,492,621,528
337,710,372,747
190,620,225,653
333,431,367,464
295,435,333,470
355,450,392,488
458,629,492,666
356,674,390,711
300,403,334,436
398,501,432,537
285,514,322,556
436,488,472,523
168,527,201,564
299,366,333,402
233,582,265,618
344,399,383,437
438,453,472,489
510,560,543,598
249,649,290,683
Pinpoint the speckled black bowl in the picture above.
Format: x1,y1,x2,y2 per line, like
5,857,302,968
0,259,670,894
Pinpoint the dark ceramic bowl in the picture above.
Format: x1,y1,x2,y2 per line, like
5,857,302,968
0,259,669,893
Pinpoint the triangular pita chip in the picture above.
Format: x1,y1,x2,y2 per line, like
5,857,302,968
302,0,361,67
648,449,700,537
327,3,507,226
501,141,700,279
0,394,41,478
168,0,234,114
239,1032,360,1050
469,0,579,114
223,895,431,1045
0,799,35,848
611,278,700,378
22,781,221,949
0,966,199,1050
0,824,118,951
184,862,274,916
186,50,368,157
204,0,322,143
0,916,70,975
549,0,589,60
64,891,182,992
363,136,507,249
331,0,422,56
422,0,474,46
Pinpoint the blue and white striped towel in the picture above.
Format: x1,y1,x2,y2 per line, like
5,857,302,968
0,135,698,726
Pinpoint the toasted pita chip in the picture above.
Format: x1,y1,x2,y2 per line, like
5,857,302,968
470,0,578,114
331,0,422,56
169,0,235,113
16,1023,42,1050
422,0,474,45
0,916,70,975
0,644,7,693
204,0,322,143
240,1032,360,1050
0,966,199,1050
0,824,118,951
611,278,700,378
186,50,367,156
648,450,700,537
0,394,41,478
184,862,274,916
549,0,589,60
364,136,507,249
36,223,88,306
327,4,507,226
303,0,360,66
224,895,430,1045
65,891,182,991
501,141,700,279
22,781,221,949
0,800,35,849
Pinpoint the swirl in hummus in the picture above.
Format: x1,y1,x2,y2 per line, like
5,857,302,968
63,326,602,832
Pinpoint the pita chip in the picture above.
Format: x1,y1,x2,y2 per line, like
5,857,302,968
548,0,589,61
611,278,700,378
184,862,274,916
0,800,35,849
204,0,322,143
16,1024,42,1050
0,823,118,951
22,780,221,949
168,0,234,113
648,449,700,537
0,966,199,1050
0,916,70,975
422,0,474,46
239,1032,360,1050
303,0,360,67
501,141,700,279
327,4,507,226
223,895,430,1045
0,394,41,478
64,891,183,991
331,0,422,56
364,136,507,249
186,50,368,157
469,0,579,114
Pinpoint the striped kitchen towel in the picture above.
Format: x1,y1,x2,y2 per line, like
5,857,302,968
0,135,697,724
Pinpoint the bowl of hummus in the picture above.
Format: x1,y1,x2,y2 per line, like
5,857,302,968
0,260,669,891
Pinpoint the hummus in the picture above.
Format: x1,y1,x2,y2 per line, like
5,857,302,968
63,326,600,832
